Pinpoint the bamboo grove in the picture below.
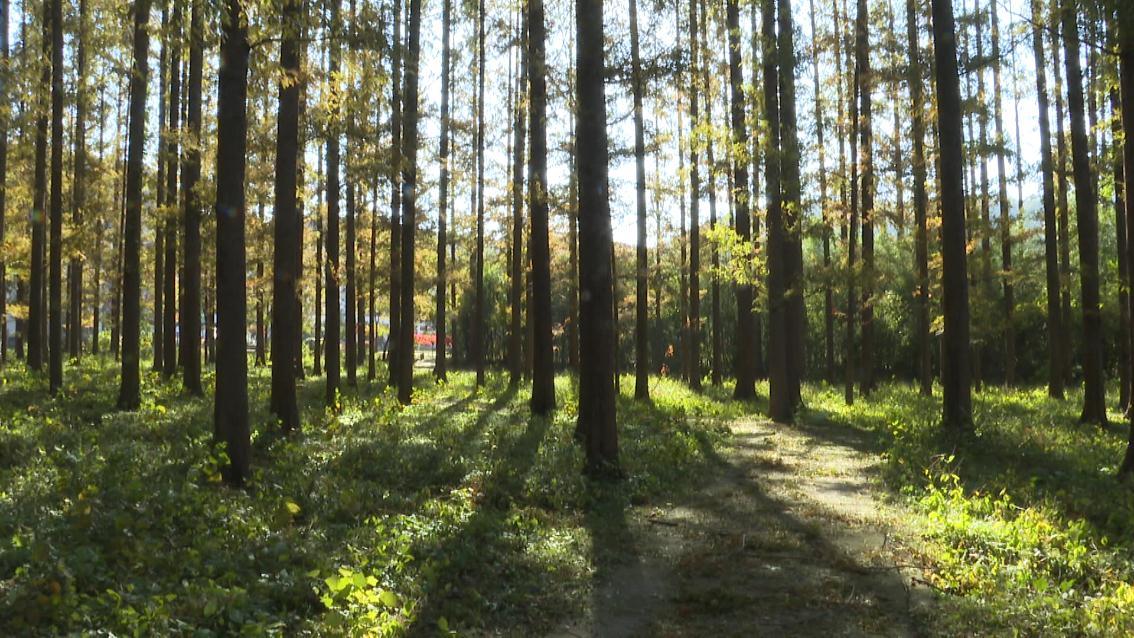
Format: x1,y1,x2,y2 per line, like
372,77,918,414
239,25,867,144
2,0,1134,484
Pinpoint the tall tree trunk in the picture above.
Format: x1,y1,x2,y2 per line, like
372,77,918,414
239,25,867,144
630,0,649,401
346,178,357,385
990,3,1013,386
28,0,48,373
763,0,790,421
508,11,526,387
314,145,323,376
68,0,87,361
325,0,341,406
810,0,834,385
1030,0,1063,399
844,0,858,406
751,0,766,380
1052,7,1073,388
387,0,403,388
117,0,151,409
1114,83,1130,413
567,112,579,371
528,0,554,413
0,0,7,365
255,204,265,366
397,0,422,404
182,0,203,395
214,0,251,484
854,0,872,398
931,0,972,430
728,0,755,400
270,0,302,431
907,0,931,396
163,5,181,379
686,0,702,391
576,0,619,476
474,0,486,386
48,0,63,392
1062,3,1106,426
435,0,451,382
780,0,804,406
702,0,721,388
1117,3,1134,475
152,6,167,373
677,91,688,382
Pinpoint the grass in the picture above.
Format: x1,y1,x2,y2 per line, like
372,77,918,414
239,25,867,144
806,383,1134,636
0,358,738,636
5,356,1134,635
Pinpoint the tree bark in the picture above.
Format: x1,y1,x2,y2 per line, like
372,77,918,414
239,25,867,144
1051,6,1073,388
474,0,486,386
853,0,872,397
48,0,63,392
528,0,554,413
686,0,702,391
435,0,451,382
214,0,251,484
728,0,755,400
1062,3,1106,426
28,0,48,373
397,0,422,404
906,0,931,396
577,0,619,476
387,0,403,388
931,0,973,430
270,0,302,433
630,0,649,401
68,0,87,361
163,5,181,379
990,3,1014,386
181,0,203,396
325,1,341,406
117,0,151,410
508,10,526,387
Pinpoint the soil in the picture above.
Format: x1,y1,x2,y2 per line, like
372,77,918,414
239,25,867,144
550,414,935,638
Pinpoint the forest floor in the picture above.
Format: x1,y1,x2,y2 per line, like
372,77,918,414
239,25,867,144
3,360,1134,636
551,411,932,638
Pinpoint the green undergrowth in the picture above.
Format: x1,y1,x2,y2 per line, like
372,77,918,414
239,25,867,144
808,383,1134,636
0,358,738,636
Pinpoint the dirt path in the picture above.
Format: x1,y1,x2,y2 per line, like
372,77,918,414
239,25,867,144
551,416,933,638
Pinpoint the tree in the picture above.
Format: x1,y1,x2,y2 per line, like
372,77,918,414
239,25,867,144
907,0,931,396
435,0,452,382
1118,0,1134,475
630,0,649,401
397,0,422,405
931,0,972,430
1061,3,1106,426
527,0,554,413
0,0,7,365
325,0,342,407
728,0,755,400
1051,7,1072,388
508,9,525,387
809,0,834,385
780,0,804,407
163,4,181,380
763,0,790,421
270,0,303,432
990,1,1013,386
474,0,486,387
388,0,403,388
117,0,152,410
68,0,88,360
576,0,618,476
213,0,251,484
686,0,702,391
48,0,63,393
181,0,203,396
28,1,48,373
853,0,872,397
152,6,167,373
